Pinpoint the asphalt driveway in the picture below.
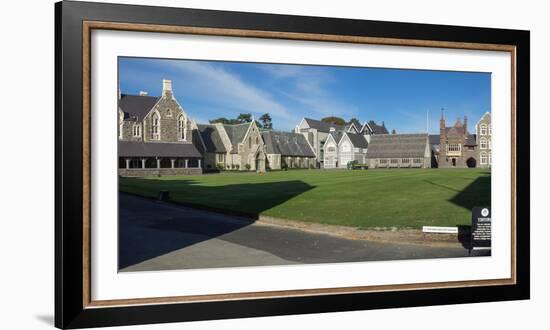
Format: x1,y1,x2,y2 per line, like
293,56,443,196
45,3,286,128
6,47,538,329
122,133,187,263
119,193,480,272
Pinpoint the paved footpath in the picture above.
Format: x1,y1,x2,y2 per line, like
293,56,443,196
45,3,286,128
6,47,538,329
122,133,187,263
119,193,485,272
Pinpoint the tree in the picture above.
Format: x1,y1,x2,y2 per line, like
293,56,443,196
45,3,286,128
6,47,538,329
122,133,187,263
237,113,252,123
259,113,273,129
210,117,241,124
321,116,345,126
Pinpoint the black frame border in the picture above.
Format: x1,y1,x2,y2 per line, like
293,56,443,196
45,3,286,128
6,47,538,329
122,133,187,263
55,1,530,328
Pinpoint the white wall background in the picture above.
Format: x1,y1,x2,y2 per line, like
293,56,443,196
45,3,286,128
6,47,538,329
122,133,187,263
0,0,546,329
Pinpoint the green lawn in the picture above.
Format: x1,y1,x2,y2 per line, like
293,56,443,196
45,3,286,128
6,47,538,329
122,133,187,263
119,169,490,229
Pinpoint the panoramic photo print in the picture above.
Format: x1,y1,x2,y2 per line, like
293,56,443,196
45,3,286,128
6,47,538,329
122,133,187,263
117,57,492,272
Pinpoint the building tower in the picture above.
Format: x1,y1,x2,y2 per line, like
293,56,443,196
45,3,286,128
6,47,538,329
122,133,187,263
439,109,447,164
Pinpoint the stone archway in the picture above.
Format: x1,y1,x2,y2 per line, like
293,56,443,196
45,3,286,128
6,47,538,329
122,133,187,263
466,157,477,168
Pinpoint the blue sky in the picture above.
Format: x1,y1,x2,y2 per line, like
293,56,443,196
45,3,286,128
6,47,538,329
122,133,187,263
119,57,491,133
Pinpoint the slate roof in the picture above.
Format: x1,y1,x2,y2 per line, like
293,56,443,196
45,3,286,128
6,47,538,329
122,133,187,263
345,132,369,148
465,134,477,146
262,131,316,157
197,124,227,153
118,94,160,120
327,130,344,145
366,134,429,159
429,134,440,145
367,120,389,134
303,118,344,133
118,141,202,158
223,123,251,154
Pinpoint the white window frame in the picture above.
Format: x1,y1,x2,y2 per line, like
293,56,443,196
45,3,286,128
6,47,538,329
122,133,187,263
132,124,141,137
178,115,186,141
480,123,487,135
480,137,487,149
480,151,488,165
151,111,161,140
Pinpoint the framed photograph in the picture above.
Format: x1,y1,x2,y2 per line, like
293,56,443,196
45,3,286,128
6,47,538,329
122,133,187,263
55,1,530,328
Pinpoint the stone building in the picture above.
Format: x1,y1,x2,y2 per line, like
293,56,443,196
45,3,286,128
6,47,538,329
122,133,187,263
261,131,316,169
437,112,478,168
365,134,432,168
117,79,203,176
197,121,267,172
198,122,316,171
323,128,369,169
476,112,492,168
295,117,386,168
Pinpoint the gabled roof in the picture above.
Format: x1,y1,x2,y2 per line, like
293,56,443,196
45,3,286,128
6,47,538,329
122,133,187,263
346,122,361,133
361,120,389,135
118,94,160,120
345,132,368,148
327,130,344,145
367,120,389,134
223,122,251,154
118,141,202,158
429,134,440,145
303,118,344,133
366,134,429,159
197,124,227,153
262,131,315,157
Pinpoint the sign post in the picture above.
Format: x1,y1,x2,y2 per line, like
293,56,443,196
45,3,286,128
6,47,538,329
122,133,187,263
470,207,491,255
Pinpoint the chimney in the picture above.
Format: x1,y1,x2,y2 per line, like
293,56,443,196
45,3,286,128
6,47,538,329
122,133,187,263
162,79,172,97
440,108,445,129
463,115,468,132
139,91,148,96
329,126,336,133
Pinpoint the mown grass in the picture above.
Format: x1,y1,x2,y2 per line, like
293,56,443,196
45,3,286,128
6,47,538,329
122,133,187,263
119,169,490,229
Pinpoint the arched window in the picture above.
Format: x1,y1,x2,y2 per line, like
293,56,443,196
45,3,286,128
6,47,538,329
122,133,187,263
256,136,259,145
152,112,160,140
249,136,252,149
480,124,487,135
166,109,172,117
480,137,487,149
480,151,488,165
178,115,186,141
133,124,141,137
488,125,492,135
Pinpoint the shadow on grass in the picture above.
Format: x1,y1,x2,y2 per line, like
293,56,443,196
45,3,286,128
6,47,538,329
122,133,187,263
424,174,491,211
424,174,491,249
118,179,314,269
425,174,491,251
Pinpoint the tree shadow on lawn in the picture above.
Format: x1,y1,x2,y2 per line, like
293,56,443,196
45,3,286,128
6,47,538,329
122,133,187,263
118,179,315,270
425,174,491,250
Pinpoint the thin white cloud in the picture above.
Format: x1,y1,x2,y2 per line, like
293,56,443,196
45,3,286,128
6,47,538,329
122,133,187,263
164,61,292,120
